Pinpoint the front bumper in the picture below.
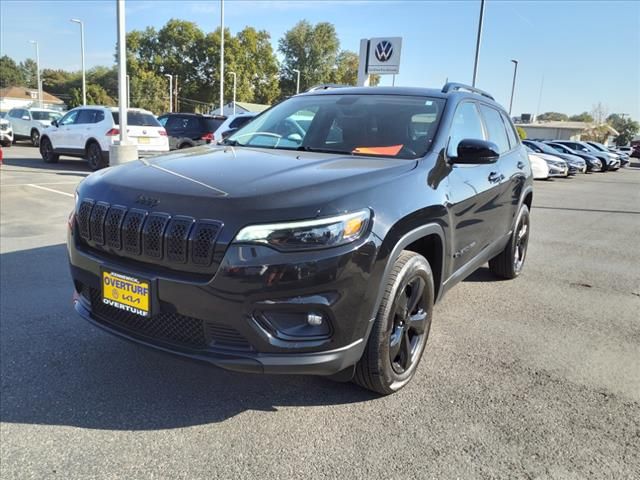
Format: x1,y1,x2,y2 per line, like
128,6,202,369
547,165,568,177
68,228,382,376
0,130,13,143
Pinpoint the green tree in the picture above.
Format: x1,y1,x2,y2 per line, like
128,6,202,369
516,126,527,140
19,59,38,88
279,20,340,94
68,84,115,108
537,112,568,122
130,70,170,114
607,114,640,146
569,112,594,122
234,27,280,104
0,55,25,87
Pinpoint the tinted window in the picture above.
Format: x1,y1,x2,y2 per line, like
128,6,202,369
59,110,79,126
76,110,97,124
228,116,253,129
111,111,160,127
479,105,510,153
501,112,519,148
204,117,225,131
447,102,485,158
31,111,61,121
8,110,19,118
229,94,446,159
183,117,202,131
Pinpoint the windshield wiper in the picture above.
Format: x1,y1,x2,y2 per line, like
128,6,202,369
222,139,239,146
297,146,353,155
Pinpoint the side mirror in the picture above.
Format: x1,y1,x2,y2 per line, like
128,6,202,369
51,119,58,128
451,138,500,164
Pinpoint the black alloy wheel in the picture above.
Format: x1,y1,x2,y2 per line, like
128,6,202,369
31,129,40,147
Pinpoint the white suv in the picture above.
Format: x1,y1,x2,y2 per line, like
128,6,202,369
39,106,169,170
7,107,62,146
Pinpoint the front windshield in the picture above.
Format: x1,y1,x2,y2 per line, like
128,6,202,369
546,143,564,153
227,94,445,159
587,142,606,151
535,141,561,155
32,111,62,121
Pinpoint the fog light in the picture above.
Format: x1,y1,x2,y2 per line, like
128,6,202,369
307,313,324,326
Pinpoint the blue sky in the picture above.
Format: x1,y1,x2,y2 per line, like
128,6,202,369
1,0,639,118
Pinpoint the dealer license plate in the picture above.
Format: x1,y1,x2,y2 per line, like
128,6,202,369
102,271,150,317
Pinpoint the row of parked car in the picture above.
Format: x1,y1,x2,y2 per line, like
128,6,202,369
523,139,634,179
0,106,256,170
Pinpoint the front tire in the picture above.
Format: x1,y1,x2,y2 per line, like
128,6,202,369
489,204,530,279
354,251,434,395
30,129,40,147
39,137,59,163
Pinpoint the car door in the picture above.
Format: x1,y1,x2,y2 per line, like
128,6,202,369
10,109,28,136
52,110,80,149
498,109,529,229
71,109,98,151
477,104,524,235
445,101,503,272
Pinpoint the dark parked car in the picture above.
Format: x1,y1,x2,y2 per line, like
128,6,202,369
522,140,585,174
586,141,629,167
544,141,602,172
68,83,533,394
552,140,619,171
158,113,226,150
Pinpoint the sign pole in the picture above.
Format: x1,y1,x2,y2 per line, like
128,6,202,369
357,39,370,87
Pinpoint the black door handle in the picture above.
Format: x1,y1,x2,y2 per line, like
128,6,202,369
517,161,525,169
488,171,502,183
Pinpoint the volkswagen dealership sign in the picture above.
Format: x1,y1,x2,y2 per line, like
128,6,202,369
366,37,402,75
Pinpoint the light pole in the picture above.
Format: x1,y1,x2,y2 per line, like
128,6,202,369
164,74,173,113
471,0,485,87
126,74,130,108
70,19,86,105
508,59,518,116
228,71,236,115
28,40,42,107
293,68,300,94
219,0,224,114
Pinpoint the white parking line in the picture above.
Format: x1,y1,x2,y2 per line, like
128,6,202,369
1,181,80,187
25,184,74,198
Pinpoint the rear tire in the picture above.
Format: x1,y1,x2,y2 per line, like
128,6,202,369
39,137,59,163
30,129,40,147
489,204,530,279
354,251,434,395
86,141,108,170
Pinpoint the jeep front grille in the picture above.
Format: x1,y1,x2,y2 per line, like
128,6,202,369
76,199,222,271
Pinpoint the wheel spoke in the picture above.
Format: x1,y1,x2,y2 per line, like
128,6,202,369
406,278,425,314
395,289,408,317
407,310,427,335
389,326,403,362
401,331,412,369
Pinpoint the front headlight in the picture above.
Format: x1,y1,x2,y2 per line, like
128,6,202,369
234,209,371,251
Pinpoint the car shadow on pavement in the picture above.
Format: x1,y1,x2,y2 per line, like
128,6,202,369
462,267,507,283
2,156,90,173
0,244,377,431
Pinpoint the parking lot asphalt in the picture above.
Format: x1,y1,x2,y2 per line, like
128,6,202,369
1,144,639,479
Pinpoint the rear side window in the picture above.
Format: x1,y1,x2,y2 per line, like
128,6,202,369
501,112,519,148
111,111,160,127
76,110,97,124
204,117,225,132
447,102,485,158
479,105,510,154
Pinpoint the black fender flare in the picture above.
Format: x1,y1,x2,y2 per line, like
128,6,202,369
370,222,446,325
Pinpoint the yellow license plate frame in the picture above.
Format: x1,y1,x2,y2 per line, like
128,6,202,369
102,271,150,317
138,137,150,144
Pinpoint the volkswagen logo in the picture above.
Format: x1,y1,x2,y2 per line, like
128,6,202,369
374,41,393,62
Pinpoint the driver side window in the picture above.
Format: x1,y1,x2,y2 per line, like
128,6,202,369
59,110,79,126
447,102,485,158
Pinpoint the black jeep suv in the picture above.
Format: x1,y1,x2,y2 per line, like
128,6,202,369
68,83,533,394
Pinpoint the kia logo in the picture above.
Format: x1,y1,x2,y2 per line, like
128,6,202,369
374,41,393,62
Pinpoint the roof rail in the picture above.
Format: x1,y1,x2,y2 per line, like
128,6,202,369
305,83,349,92
441,82,494,100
